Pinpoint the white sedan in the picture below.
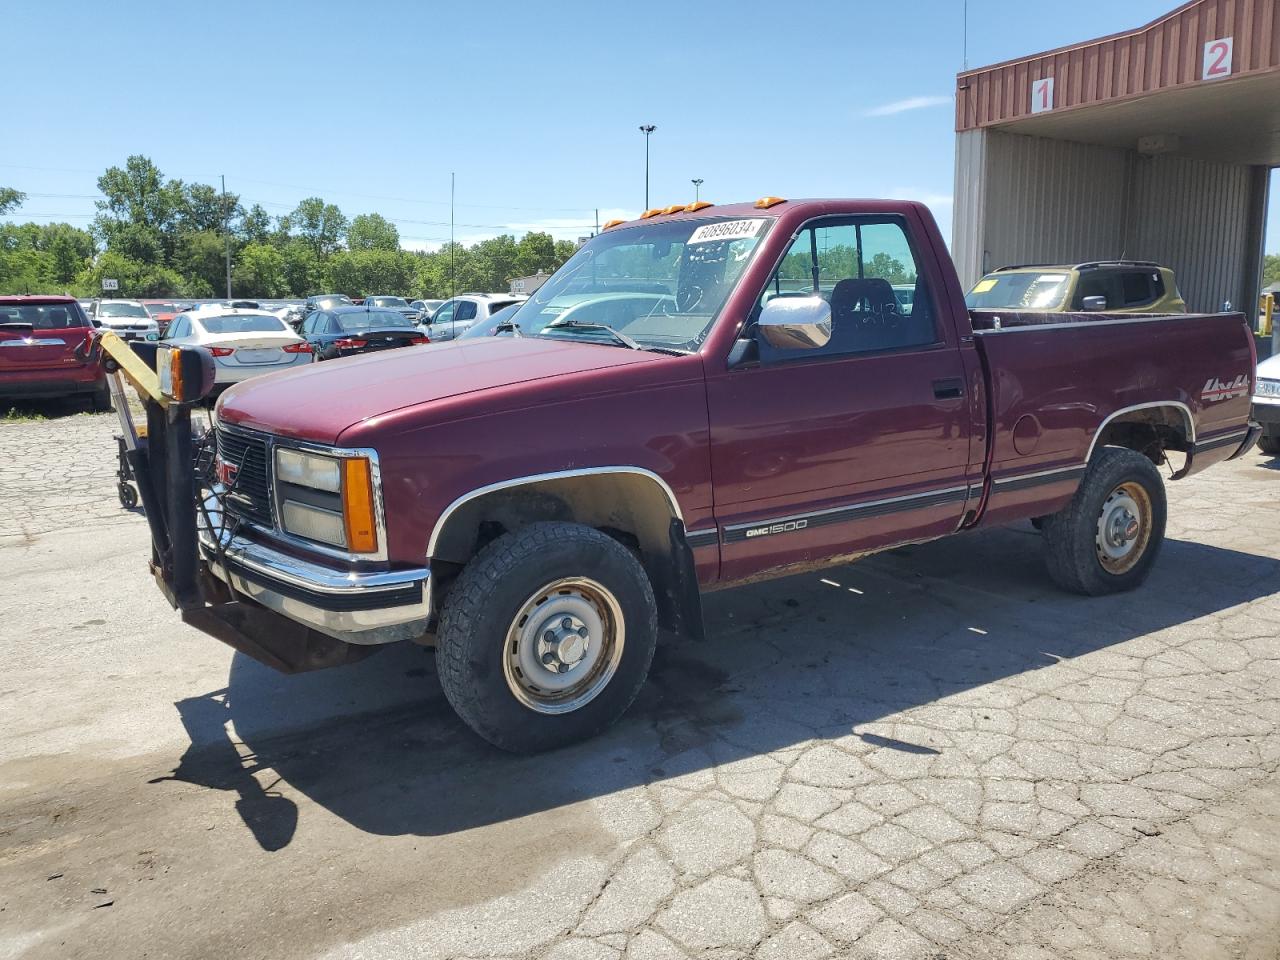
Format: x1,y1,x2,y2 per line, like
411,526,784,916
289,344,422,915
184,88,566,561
158,308,313,387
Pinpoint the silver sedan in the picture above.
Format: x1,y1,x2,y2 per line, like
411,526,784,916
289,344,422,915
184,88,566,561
157,308,313,386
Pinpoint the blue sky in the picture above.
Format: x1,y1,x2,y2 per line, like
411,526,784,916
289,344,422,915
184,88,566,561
3,0,1276,253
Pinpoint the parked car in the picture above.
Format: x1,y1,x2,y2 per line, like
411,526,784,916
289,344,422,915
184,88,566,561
410,299,443,323
424,294,524,341
1252,350,1280,455
300,305,429,360
94,299,159,341
274,303,305,329
124,197,1258,754
304,294,352,315
363,296,417,321
965,261,1185,313
158,307,313,389
142,300,190,336
0,296,111,410
457,303,525,339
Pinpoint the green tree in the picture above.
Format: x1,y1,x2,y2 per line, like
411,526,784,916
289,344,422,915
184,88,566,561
0,187,25,216
280,240,321,296
470,235,519,290
282,197,348,257
182,182,241,233
94,156,185,263
347,213,400,252
515,231,556,277
78,250,188,298
233,243,287,298
175,230,229,296
240,204,273,244
866,252,912,283
1264,253,1280,290
325,249,415,297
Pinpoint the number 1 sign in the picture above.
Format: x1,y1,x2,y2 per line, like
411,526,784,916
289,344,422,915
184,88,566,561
1030,77,1054,114
1203,37,1233,80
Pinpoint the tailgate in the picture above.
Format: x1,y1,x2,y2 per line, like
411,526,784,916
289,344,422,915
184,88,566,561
0,324,92,373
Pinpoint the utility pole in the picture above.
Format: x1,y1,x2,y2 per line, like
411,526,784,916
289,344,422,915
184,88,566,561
220,174,232,299
594,208,599,237
450,172,456,297
692,178,703,202
638,124,656,209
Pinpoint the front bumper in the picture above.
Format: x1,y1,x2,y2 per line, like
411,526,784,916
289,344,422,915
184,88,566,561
1250,399,1280,430
199,524,431,645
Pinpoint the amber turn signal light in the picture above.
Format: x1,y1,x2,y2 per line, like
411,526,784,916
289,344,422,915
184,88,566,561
342,457,379,553
754,196,786,208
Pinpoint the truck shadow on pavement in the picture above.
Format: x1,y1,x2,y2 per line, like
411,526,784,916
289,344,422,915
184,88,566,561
154,524,1280,851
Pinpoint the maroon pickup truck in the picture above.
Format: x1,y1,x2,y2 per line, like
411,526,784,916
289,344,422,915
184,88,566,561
130,198,1259,752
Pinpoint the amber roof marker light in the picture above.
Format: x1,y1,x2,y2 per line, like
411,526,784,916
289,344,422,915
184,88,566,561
755,196,786,209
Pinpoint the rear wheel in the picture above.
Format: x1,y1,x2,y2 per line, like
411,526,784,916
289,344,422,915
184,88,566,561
90,383,113,412
435,522,658,753
1043,447,1166,595
1258,434,1280,456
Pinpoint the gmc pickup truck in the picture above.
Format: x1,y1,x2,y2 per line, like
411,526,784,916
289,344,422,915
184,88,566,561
114,198,1259,753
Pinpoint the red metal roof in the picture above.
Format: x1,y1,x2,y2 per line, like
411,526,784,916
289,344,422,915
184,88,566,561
956,0,1280,131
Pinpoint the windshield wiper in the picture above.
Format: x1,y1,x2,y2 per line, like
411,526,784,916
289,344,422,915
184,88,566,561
546,319,640,350
493,320,524,337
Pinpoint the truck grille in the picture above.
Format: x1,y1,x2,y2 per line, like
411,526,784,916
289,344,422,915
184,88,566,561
216,427,274,527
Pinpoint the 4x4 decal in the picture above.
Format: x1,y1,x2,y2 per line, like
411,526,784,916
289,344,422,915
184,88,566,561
1200,375,1249,402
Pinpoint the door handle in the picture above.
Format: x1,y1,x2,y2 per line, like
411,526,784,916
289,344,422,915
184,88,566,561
933,377,965,400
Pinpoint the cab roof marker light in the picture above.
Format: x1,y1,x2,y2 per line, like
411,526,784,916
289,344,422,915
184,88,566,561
685,201,713,211
754,196,786,209
662,204,686,214
601,219,625,230
640,208,663,219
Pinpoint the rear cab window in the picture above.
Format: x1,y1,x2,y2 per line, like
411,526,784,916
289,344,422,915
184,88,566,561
967,272,1070,310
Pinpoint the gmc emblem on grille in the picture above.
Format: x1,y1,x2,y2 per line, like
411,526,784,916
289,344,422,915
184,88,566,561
216,459,239,486
745,519,808,539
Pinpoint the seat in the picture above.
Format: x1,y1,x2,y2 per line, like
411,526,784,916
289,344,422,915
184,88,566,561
45,307,69,328
828,278,900,352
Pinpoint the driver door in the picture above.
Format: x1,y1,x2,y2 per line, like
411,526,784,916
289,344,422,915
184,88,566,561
704,214,975,583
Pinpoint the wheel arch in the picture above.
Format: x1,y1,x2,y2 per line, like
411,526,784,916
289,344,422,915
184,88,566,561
1087,401,1195,465
428,467,703,640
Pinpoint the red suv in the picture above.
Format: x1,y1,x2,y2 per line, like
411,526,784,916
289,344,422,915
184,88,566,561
0,296,111,410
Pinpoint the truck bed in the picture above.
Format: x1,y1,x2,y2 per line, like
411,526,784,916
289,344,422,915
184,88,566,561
969,309,1255,528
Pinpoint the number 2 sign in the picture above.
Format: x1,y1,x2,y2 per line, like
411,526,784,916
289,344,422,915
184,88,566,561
1203,37,1233,80
1030,77,1054,114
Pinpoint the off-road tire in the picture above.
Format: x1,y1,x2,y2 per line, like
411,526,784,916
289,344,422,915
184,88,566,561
435,521,658,753
1042,446,1166,596
1258,434,1280,456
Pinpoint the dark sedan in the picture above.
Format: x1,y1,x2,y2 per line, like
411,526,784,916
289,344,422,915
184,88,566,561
300,306,429,361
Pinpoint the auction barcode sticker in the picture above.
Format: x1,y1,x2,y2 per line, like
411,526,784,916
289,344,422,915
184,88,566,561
687,219,766,245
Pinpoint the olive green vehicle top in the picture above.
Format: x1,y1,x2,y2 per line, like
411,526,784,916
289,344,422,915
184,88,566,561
965,261,1185,314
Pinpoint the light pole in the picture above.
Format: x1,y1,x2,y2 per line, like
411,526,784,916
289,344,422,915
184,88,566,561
691,178,703,202
639,124,656,209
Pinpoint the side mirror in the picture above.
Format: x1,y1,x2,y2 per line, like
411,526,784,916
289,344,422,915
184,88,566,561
756,296,832,350
145,332,160,341
1080,295,1107,312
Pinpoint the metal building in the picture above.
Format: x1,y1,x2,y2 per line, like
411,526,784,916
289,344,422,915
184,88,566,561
953,0,1279,319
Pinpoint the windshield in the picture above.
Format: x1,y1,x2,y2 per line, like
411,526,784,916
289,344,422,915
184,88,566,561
336,310,415,331
369,297,409,308
98,302,150,319
966,272,1070,310
507,216,772,351
0,303,88,329
196,314,291,334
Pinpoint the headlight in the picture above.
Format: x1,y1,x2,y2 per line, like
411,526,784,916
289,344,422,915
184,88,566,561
281,500,347,547
275,448,379,553
276,448,341,492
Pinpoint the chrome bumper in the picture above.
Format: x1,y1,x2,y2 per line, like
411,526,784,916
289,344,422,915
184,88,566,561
199,525,431,645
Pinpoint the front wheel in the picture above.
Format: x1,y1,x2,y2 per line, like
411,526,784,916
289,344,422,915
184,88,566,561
1042,447,1167,596
435,522,658,753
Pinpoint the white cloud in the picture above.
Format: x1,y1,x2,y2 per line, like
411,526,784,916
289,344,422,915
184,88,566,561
864,95,952,117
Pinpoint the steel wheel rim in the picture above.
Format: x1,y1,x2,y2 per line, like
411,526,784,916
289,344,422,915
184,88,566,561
1095,481,1152,575
503,577,625,715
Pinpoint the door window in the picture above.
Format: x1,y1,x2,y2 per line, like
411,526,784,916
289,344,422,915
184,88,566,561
454,301,477,322
1073,271,1124,309
1121,269,1163,307
433,301,457,325
757,217,938,362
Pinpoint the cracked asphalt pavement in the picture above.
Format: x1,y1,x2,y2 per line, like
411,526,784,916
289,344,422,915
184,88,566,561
2,410,1279,959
